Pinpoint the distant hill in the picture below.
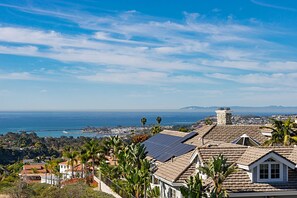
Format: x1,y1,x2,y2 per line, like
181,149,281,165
180,106,297,113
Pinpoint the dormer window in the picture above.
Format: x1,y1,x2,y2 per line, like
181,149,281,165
258,158,282,182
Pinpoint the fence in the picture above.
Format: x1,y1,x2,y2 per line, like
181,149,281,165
100,175,136,198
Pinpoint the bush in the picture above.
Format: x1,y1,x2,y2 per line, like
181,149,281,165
131,134,150,143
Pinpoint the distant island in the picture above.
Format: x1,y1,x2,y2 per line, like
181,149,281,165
180,106,297,113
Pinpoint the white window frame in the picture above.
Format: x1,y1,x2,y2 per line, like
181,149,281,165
257,158,283,182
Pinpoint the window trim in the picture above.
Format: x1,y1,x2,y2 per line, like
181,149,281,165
257,159,283,182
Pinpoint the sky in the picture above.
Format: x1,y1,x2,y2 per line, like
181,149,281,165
1,0,297,110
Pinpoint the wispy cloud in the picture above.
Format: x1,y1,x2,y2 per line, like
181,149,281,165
251,0,297,12
0,72,41,81
0,1,296,90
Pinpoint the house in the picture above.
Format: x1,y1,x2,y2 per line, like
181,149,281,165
19,163,48,183
59,161,83,180
143,108,297,198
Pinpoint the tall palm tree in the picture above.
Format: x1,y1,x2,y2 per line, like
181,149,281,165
64,151,78,179
47,160,58,185
180,173,207,198
84,139,101,177
156,116,162,125
199,154,236,197
79,150,89,179
141,117,147,127
261,118,297,146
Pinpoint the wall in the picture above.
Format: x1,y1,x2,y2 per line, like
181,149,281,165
160,180,182,198
93,175,122,198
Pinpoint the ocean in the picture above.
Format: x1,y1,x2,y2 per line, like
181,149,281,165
0,111,290,137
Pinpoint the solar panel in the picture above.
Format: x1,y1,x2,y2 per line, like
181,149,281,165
142,132,197,162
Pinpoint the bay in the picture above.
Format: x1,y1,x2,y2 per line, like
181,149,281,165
0,111,291,137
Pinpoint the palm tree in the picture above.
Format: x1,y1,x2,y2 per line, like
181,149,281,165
79,150,89,179
47,160,58,185
199,154,236,197
84,139,101,177
261,118,297,146
141,117,147,127
64,151,78,179
156,116,162,125
180,173,207,198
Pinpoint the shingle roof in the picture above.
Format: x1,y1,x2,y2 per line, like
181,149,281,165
203,125,268,144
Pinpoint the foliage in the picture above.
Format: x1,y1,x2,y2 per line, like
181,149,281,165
261,118,297,146
84,139,103,176
150,125,162,135
141,117,147,127
178,127,191,132
199,154,236,197
156,116,162,125
3,181,114,198
0,132,94,165
101,141,150,198
4,180,35,198
180,173,207,198
205,117,213,125
63,151,78,178
131,134,150,143
147,186,160,198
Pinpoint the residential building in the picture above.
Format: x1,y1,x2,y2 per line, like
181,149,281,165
143,108,297,198
19,163,48,183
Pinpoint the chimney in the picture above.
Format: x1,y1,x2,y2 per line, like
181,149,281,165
215,107,232,125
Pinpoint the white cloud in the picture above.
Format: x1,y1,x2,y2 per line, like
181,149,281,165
0,72,41,80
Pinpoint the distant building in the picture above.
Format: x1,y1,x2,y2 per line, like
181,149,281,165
19,163,48,183
59,161,83,180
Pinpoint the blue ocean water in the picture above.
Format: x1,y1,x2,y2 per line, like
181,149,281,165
0,111,289,137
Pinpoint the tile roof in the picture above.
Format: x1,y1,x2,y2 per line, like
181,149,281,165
160,130,188,137
154,151,194,182
175,163,196,183
203,125,268,144
224,168,297,193
198,147,247,164
20,164,48,175
236,147,271,166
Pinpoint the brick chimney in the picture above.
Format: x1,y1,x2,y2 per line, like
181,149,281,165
215,107,232,125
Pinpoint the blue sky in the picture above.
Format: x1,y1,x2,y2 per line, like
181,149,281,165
1,0,297,110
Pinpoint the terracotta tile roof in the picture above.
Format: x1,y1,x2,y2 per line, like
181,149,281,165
23,164,45,170
224,168,297,193
20,164,48,175
154,151,194,182
160,130,188,137
203,125,268,144
59,161,68,165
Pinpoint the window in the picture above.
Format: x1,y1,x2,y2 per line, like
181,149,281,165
259,164,269,179
258,158,282,181
271,164,280,179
